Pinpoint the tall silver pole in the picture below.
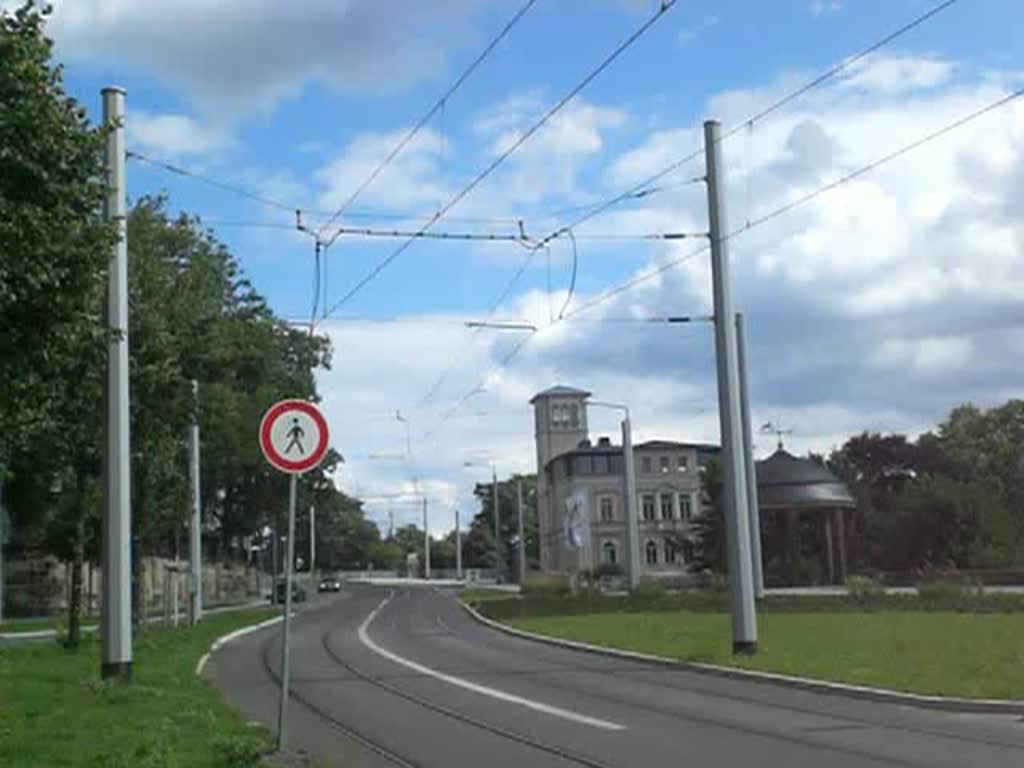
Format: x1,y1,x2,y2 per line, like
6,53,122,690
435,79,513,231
517,478,526,585
622,417,641,591
101,86,133,679
704,120,758,654
455,508,463,580
0,475,5,624
492,467,501,579
736,313,765,599
422,497,431,579
189,379,202,624
277,475,298,750
309,505,316,575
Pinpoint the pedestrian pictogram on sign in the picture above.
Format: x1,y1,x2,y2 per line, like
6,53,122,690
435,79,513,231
259,399,329,475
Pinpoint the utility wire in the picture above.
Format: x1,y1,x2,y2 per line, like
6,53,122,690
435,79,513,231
419,80,1024,444
319,0,679,321
317,0,540,244
126,150,303,215
528,0,962,244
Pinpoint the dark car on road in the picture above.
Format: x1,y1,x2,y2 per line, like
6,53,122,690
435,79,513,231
271,579,307,604
318,574,342,593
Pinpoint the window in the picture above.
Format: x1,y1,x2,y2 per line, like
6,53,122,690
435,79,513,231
609,454,624,474
603,541,617,565
645,540,658,565
574,455,593,475
641,456,652,474
677,455,689,472
664,539,677,564
641,494,656,521
659,493,673,520
679,494,692,520
568,404,580,428
592,454,609,475
659,456,670,473
681,540,695,562
599,496,614,522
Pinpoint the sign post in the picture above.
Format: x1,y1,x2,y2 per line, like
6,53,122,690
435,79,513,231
259,399,330,753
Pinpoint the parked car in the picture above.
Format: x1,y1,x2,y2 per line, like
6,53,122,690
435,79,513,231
318,574,342,593
271,579,307,604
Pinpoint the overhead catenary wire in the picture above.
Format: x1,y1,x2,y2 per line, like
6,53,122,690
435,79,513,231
319,0,679,322
526,0,963,245
418,81,1024,444
317,0,541,245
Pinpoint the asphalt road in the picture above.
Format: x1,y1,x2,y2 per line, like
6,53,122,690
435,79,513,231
211,585,1024,768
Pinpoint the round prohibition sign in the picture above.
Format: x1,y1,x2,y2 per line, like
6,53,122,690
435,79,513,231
259,399,330,474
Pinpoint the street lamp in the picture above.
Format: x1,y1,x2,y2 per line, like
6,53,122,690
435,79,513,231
464,459,502,581
588,401,641,591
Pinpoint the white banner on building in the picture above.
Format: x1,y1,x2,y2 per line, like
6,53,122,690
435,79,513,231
564,490,589,550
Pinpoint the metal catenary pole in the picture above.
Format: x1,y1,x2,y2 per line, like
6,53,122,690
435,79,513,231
517,478,526,585
704,119,758,654
492,466,501,579
101,86,133,680
736,313,765,599
0,472,5,624
309,504,316,575
622,416,641,591
422,497,431,579
455,508,463,580
189,379,202,624
277,474,298,750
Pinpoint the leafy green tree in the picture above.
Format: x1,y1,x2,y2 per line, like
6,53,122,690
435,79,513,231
882,476,1015,571
0,2,113,464
689,460,726,574
467,475,537,576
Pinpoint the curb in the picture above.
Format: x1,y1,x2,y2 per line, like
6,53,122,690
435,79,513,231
195,615,283,676
460,602,1024,716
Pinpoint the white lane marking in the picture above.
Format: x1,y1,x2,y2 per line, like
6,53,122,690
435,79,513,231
358,594,626,731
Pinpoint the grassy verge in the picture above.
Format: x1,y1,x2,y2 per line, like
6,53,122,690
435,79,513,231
459,587,521,604
506,611,1024,700
0,608,277,767
0,616,99,634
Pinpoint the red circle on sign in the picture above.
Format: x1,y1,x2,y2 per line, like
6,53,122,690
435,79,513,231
259,399,330,474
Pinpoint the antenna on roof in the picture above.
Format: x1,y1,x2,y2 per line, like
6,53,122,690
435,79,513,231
759,421,793,451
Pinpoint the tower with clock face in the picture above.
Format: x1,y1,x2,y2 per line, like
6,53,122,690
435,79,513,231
530,385,591,571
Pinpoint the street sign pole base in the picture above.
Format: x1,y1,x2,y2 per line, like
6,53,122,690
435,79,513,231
101,661,133,681
732,641,758,656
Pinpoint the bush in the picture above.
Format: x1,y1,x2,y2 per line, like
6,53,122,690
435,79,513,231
521,573,571,598
845,575,885,604
634,576,667,597
594,562,624,579
917,577,982,608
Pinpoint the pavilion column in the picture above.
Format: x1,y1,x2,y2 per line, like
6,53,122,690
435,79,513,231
824,513,836,584
834,508,848,583
786,509,800,584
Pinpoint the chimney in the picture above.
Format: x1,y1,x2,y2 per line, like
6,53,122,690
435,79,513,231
597,436,612,447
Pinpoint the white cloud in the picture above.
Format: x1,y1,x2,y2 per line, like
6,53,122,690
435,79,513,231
809,0,842,16
307,54,1024,533
41,0,483,117
128,111,233,157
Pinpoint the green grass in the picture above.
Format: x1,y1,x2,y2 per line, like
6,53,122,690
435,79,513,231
459,587,520,604
0,609,277,767
0,616,99,634
508,611,1024,700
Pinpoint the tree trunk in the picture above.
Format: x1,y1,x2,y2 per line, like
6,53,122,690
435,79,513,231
66,484,86,649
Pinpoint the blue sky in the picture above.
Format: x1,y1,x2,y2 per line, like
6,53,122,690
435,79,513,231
24,0,1024,533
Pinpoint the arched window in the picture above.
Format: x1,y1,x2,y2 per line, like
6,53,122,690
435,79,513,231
645,540,658,565
603,541,617,565
664,539,676,564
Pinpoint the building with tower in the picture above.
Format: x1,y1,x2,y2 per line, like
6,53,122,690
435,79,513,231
531,385,718,577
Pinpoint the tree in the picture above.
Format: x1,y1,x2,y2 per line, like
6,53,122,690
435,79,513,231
467,475,538,576
881,476,1016,571
937,401,1024,552
0,2,113,462
689,460,726,574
